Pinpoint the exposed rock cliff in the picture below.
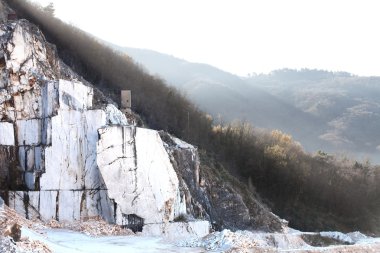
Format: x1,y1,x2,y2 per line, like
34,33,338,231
97,126,186,226
0,6,285,237
0,19,124,224
160,132,286,232
0,17,210,236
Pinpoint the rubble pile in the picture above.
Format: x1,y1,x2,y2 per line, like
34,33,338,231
16,237,52,253
1,199,51,253
0,237,18,253
57,217,134,237
179,229,260,251
1,205,43,231
180,229,380,253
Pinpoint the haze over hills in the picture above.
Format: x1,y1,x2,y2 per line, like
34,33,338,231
246,69,380,161
117,46,380,163
114,46,325,149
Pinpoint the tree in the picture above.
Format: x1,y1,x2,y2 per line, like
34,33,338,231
43,2,55,16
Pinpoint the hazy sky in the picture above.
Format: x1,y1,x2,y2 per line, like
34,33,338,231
31,0,380,77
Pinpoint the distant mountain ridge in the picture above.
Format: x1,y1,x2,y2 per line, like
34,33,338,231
246,69,380,161
115,46,380,163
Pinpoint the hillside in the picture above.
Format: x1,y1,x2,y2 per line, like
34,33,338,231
119,47,380,163
246,69,380,162
118,46,325,149
3,0,380,241
0,4,286,237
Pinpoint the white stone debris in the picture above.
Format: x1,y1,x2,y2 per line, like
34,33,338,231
179,229,308,251
171,136,195,149
346,231,369,243
105,104,128,125
142,221,210,240
319,231,368,244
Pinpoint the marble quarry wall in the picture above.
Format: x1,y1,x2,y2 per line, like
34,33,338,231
0,19,209,236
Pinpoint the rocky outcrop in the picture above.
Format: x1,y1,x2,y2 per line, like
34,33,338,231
96,126,186,226
160,132,287,232
0,19,126,223
0,17,210,237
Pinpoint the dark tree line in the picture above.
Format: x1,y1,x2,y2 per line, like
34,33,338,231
211,124,380,234
5,0,380,235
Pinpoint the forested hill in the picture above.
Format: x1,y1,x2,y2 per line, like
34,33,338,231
246,69,380,163
118,47,380,163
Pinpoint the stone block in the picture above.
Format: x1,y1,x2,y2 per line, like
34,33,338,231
41,81,58,118
40,109,106,190
16,119,41,145
58,190,82,222
39,191,57,221
58,80,93,111
97,126,182,224
0,122,14,145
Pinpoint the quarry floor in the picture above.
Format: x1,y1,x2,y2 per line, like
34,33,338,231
22,228,203,253
19,227,380,253
4,207,380,253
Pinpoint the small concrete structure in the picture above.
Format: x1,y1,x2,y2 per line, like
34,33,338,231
121,90,131,114
7,13,17,21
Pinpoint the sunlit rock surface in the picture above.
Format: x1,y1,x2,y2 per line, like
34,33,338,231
0,19,126,222
0,18,211,235
0,122,13,145
97,126,186,225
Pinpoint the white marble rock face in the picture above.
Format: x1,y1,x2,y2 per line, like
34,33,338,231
58,80,93,111
0,20,124,222
97,126,186,224
0,19,211,237
40,108,108,190
0,122,14,145
7,190,114,222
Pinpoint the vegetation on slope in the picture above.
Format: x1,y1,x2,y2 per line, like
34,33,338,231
211,123,380,233
5,0,380,234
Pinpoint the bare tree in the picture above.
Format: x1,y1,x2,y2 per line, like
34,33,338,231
43,2,54,16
